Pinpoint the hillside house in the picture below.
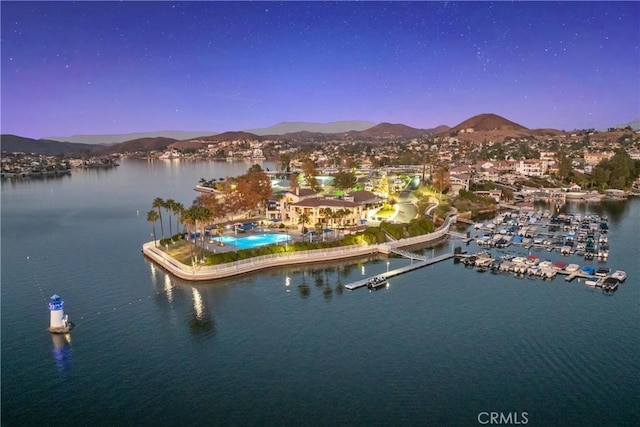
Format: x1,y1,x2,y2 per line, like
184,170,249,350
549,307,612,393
516,159,547,177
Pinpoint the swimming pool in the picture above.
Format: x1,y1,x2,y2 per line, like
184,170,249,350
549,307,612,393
215,233,291,250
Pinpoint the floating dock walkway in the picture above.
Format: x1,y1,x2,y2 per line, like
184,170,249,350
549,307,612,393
344,252,456,290
388,247,427,261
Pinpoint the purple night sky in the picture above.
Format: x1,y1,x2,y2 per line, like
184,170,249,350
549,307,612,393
2,1,638,139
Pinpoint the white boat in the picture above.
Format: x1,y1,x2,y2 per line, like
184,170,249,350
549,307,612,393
585,279,599,288
512,256,526,264
565,264,580,273
367,276,388,290
538,261,553,269
611,271,626,282
540,268,557,279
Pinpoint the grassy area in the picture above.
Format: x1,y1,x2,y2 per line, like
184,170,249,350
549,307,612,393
160,240,212,265
375,204,395,218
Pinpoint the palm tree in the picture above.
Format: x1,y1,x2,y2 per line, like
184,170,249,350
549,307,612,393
195,205,213,260
146,210,159,247
322,207,333,227
182,206,197,265
184,205,213,262
298,213,310,233
152,197,165,240
165,199,175,239
173,202,185,235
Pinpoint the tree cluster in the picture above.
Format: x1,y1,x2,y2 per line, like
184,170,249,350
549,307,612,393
591,150,639,190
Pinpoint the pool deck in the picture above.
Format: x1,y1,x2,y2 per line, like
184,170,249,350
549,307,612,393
207,233,293,252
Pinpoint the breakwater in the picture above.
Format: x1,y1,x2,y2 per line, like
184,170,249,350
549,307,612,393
142,215,458,281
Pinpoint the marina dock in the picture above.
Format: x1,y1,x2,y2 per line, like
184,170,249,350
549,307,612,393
345,252,456,290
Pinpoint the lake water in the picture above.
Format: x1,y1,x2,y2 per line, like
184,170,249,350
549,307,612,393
1,159,638,426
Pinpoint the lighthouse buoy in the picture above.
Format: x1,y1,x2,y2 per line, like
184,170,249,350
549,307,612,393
48,294,75,334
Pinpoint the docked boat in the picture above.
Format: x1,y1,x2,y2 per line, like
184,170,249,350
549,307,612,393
598,248,609,259
581,265,596,276
585,278,600,288
611,270,627,282
565,264,580,273
561,245,573,255
538,261,553,269
552,261,568,270
367,275,388,290
540,268,557,279
595,267,611,277
602,277,619,292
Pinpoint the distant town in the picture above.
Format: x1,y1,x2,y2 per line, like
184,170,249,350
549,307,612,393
3,114,640,200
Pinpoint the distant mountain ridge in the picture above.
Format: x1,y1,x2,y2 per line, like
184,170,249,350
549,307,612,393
0,134,98,155
610,118,640,131
101,137,179,154
245,121,376,136
6,113,636,155
45,131,218,145
46,121,377,144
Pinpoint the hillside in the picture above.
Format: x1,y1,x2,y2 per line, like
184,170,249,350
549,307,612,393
45,130,218,144
352,122,430,139
0,134,98,155
100,137,178,154
169,140,207,151
207,131,262,141
245,120,375,135
449,113,528,133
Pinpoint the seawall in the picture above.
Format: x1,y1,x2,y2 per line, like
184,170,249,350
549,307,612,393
142,215,457,281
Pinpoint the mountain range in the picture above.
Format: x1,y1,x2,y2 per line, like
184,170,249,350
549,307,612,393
245,120,376,136
0,135,99,155
3,113,637,155
44,131,219,145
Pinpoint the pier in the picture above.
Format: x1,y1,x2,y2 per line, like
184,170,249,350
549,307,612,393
344,252,456,290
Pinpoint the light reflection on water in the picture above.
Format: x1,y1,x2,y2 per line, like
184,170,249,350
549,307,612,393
1,160,638,426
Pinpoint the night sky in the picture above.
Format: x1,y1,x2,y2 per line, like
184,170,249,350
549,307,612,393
2,1,639,139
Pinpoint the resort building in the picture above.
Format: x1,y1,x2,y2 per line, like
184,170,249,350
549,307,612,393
284,190,384,228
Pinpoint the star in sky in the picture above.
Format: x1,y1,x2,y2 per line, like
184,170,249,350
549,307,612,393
1,1,638,139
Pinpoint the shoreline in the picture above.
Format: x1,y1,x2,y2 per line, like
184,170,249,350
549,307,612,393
142,215,458,281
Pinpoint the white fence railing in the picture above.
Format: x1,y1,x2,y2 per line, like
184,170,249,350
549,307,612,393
142,214,458,281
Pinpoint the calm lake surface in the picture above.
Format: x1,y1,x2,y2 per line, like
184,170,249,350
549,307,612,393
2,159,638,426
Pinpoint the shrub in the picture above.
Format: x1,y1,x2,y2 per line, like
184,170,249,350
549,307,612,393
380,222,406,240
434,202,451,218
407,218,435,236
